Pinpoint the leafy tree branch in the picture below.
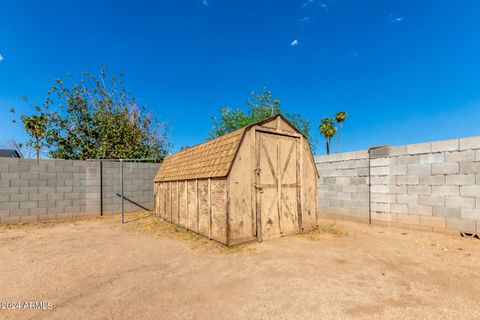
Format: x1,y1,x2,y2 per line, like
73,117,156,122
17,67,170,160
209,88,316,149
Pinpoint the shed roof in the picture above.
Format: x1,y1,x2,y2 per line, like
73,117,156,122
154,128,245,182
154,114,311,182
0,149,21,158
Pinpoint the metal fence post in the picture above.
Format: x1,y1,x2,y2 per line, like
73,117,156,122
100,161,103,216
120,159,125,224
88,157,158,224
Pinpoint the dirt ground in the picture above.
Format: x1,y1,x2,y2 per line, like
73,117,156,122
0,213,479,320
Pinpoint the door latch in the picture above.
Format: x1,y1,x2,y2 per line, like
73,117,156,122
254,167,261,175
254,184,264,193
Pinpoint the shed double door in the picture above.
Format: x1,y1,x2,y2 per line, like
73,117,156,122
256,132,300,240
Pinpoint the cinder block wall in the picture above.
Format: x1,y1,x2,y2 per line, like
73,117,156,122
101,162,159,215
316,150,370,222
0,158,159,224
316,137,480,234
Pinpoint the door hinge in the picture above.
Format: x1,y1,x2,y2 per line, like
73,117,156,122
254,167,261,175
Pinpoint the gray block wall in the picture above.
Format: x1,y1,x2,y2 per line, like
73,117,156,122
316,150,370,222
0,158,160,224
316,137,480,234
101,161,160,215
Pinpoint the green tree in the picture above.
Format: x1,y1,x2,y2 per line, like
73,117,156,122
319,117,336,155
334,111,347,152
28,67,170,160
209,88,315,148
21,113,47,159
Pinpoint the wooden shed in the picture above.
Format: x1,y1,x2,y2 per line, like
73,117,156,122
153,115,318,245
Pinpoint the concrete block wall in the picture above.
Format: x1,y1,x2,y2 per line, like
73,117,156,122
316,151,370,222
0,158,160,224
316,136,480,234
101,161,160,215
0,158,89,224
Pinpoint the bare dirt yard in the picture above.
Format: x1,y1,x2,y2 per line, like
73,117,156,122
0,212,479,320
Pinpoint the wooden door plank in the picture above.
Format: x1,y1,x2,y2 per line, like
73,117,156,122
255,132,262,241
196,179,199,233
296,138,303,231
261,142,277,183
185,181,188,228
280,140,296,180
282,198,295,221
250,128,257,238
208,178,212,240
279,137,299,235
164,183,167,219
276,138,282,234
169,181,172,221
226,180,230,245
177,181,180,224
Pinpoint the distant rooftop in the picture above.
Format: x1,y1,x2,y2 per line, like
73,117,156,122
0,149,22,158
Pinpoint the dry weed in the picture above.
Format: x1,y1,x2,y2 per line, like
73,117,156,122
126,211,257,254
298,223,348,240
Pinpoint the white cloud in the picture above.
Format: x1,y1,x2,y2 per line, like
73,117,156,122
290,39,299,46
202,0,208,6
301,0,315,8
298,16,311,23
0,54,3,62
389,14,404,23
303,0,330,10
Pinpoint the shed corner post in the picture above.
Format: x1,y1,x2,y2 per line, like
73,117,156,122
153,181,156,218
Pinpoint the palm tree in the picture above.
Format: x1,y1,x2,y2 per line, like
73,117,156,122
334,111,347,152
319,117,336,155
21,114,47,159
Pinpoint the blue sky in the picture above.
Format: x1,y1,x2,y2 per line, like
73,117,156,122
1,0,480,155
